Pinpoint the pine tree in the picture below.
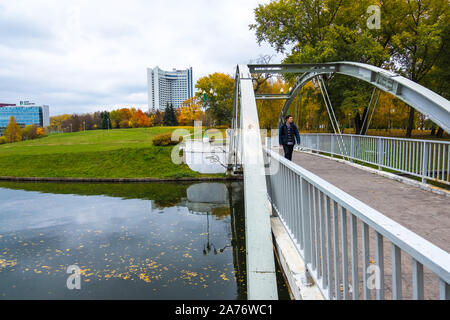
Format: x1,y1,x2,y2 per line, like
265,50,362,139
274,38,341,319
163,103,171,126
163,103,178,126
170,103,178,126
100,111,111,129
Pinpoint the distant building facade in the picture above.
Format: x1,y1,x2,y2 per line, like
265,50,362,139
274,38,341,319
147,66,193,111
0,101,50,135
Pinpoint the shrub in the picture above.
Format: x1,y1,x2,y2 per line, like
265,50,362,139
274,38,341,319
0,136,6,144
152,133,182,146
36,127,47,138
119,119,130,128
22,125,38,140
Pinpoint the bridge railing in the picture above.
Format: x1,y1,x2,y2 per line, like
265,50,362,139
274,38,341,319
265,146,450,300
299,133,450,186
229,65,278,300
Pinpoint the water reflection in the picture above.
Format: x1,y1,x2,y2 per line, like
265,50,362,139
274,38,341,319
0,181,288,300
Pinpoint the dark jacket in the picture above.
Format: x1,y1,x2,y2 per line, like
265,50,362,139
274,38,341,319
279,123,301,146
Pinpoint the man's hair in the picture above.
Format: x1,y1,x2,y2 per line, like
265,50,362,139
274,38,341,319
285,115,293,121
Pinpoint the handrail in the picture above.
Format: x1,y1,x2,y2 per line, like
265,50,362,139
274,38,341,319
265,146,450,299
299,133,450,185
301,133,450,145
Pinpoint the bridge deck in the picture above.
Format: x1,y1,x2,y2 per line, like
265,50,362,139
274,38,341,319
289,150,450,252
283,149,449,299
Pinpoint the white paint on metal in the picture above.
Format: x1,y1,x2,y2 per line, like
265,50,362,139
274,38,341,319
250,62,450,133
266,147,450,288
237,65,278,300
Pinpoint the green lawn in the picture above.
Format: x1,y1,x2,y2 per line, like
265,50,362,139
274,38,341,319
0,127,220,179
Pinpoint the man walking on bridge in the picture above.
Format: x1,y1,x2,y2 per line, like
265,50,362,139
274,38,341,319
279,115,301,161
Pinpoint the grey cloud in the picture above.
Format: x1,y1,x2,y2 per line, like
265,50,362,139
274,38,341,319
0,0,278,116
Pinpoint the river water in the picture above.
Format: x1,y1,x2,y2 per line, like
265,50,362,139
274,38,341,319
0,181,289,300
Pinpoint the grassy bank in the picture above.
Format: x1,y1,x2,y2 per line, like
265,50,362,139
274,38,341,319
0,127,221,179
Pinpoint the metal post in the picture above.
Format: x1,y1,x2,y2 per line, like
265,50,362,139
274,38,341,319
203,93,208,140
440,279,450,300
422,142,429,184
378,138,383,170
350,135,355,163
331,135,335,157
317,134,320,153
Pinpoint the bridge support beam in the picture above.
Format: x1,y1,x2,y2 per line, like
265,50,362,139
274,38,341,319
249,62,450,133
237,65,278,300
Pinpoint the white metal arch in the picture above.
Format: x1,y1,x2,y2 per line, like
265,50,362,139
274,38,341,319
249,62,450,133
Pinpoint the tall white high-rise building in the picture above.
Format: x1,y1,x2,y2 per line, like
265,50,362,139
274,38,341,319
147,66,194,112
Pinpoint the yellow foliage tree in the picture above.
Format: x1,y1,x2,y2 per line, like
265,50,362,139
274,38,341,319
49,114,71,132
36,127,46,137
4,116,22,143
177,97,205,126
256,76,292,132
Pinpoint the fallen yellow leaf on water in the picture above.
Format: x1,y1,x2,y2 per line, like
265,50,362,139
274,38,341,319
0,259,17,268
139,273,151,283
220,273,230,281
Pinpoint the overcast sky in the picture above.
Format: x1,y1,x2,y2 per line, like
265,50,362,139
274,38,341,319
0,0,282,116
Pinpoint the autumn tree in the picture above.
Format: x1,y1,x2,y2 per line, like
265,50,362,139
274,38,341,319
196,73,234,126
49,114,71,132
177,97,205,126
4,116,22,143
22,124,38,140
256,77,290,131
109,110,120,128
152,110,164,126
129,109,151,128
137,110,152,127
36,127,46,138
118,108,133,128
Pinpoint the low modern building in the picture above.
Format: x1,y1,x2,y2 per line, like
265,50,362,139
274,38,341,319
0,101,50,135
147,66,194,111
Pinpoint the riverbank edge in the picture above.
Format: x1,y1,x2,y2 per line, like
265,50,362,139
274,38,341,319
0,175,243,183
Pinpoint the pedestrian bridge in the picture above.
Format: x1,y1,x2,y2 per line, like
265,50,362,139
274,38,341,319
225,63,450,300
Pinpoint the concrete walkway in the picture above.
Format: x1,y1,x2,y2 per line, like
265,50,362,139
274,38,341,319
290,150,450,253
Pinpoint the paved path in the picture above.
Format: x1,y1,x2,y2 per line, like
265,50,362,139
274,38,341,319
290,150,450,252
281,150,449,300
